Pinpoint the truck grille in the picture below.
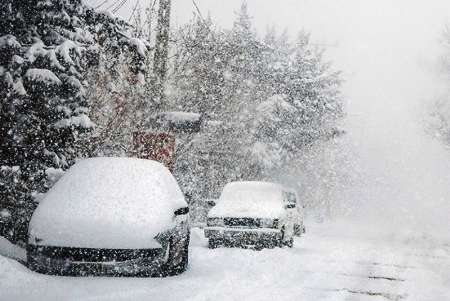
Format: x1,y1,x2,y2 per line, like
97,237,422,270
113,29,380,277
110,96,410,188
224,217,260,228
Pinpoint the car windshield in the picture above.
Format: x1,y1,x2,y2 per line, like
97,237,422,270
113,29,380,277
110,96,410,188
209,182,285,218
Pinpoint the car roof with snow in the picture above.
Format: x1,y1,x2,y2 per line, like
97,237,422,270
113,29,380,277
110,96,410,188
29,157,187,249
208,181,287,219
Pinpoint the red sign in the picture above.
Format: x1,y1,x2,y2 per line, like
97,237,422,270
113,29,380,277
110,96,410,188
132,132,176,172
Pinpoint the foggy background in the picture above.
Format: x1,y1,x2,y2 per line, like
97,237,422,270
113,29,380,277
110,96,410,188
112,0,450,239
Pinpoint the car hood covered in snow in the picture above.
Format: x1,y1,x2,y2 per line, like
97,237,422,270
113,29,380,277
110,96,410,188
29,158,187,249
208,181,286,219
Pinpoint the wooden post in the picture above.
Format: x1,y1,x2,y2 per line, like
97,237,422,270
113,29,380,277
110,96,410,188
153,0,171,107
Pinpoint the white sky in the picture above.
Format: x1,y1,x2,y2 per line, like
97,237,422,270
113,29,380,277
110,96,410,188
108,0,450,107
101,0,450,80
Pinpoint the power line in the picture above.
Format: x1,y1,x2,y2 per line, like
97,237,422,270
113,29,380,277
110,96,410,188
191,0,205,21
105,0,122,11
141,0,158,29
94,0,110,9
191,0,215,37
128,0,141,22
112,0,129,13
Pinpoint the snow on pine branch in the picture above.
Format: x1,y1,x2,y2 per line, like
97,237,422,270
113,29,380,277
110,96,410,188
54,114,95,129
25,69,62,86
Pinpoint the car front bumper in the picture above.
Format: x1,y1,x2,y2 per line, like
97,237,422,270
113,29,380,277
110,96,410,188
204,226,282,248
27,244,168,277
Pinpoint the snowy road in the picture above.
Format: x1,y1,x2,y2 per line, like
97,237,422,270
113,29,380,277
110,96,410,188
1,222,449,301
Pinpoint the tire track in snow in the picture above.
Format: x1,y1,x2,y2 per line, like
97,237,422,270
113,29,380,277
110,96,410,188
308,239,410,301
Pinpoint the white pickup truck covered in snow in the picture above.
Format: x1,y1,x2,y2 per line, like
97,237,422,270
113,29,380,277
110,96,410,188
204,181,304,249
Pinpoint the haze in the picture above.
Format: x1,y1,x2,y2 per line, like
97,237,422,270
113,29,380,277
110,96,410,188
111,0,450,239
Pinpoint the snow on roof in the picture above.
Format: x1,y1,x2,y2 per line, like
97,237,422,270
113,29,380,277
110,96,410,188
208,181,286,219
29,157,187,249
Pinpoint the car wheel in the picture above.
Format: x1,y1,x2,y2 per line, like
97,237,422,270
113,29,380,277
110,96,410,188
163,232,190,276
283,238,294,248
280,226,294,248
254,244,263,251
294,224,302,237
27,254,42,273
279,226,286,248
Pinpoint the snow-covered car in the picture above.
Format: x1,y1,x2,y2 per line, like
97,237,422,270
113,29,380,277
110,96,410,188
204,181,303,249
27,157,190,277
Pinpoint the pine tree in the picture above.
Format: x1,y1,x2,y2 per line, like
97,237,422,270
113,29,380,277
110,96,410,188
171,15,227,115
225,1,263,112
287,31,343,143
0,0,145,243
262,28,292,96
246,30,343,179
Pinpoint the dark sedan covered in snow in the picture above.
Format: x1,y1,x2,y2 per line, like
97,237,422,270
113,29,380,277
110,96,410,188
27,157,190,277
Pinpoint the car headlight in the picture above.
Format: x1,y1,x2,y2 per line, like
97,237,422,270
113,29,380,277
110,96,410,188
207,217,223,227
259,218,279,229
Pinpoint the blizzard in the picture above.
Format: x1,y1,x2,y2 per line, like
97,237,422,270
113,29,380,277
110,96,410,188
1,0,450,300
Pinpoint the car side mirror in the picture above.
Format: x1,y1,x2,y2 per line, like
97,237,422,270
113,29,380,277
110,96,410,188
174,207,189,216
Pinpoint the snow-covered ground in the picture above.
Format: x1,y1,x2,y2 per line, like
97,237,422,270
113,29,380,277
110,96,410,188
0,237,25,262
1,222,449,301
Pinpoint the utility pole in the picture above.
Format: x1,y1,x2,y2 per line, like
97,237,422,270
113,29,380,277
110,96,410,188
153,0,171,108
